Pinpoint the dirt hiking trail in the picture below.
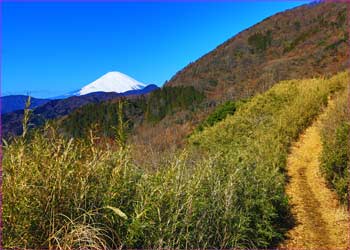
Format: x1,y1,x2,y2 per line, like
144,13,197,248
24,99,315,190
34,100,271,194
281,100,349,249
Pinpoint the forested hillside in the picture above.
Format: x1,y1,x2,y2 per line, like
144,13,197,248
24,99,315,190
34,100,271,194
58,86,204,139
167,2,348,101
129,1,349,154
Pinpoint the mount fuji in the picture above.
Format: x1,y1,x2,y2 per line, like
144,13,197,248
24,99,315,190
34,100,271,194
51,71,158,99
77,71,149,96
2,71,158,114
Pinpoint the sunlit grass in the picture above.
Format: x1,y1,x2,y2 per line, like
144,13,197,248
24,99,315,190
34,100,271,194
3,71,347,248
319,85,349,204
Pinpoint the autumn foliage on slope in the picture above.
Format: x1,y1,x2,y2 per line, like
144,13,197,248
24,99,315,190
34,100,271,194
167,2,349,102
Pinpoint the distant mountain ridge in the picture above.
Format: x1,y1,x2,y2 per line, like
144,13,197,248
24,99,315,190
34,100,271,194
120,84,159,97
1,95,51,114
2,72,159,137
45,71,155,99
2,92,118,137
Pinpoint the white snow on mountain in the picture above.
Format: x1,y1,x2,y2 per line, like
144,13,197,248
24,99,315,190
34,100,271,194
77,71,147,96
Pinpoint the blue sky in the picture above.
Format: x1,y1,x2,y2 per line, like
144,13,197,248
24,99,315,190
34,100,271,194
2,1,309,98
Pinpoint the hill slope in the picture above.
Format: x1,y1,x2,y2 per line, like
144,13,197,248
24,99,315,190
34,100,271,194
166,2,349,101
128,1,350,154
28,1,349,153
3,2,348,148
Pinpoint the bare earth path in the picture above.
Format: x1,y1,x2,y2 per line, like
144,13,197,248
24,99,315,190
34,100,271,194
281,102,349,249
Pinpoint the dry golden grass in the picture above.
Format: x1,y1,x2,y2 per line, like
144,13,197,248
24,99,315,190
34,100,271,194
281,99,349,249
4,72,347,248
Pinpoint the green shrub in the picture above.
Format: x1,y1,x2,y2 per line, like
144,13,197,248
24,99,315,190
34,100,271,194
283,28,319,53
196,99,248,132
294,21,301,31
324,37,347,51
248,30,272,52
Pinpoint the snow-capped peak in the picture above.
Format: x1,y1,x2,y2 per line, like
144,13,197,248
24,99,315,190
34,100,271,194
78,71,147,96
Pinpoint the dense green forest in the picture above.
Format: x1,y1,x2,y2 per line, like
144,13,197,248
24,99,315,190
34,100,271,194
145,86,205,122
60,86,205,138
61,98,146,138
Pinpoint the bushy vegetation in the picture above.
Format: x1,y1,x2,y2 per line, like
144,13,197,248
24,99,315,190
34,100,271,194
320,87,349,204
324,33,348,51
196,100,248,132
283,28,319,53
189,72,346,244
3,72,347,248
248,30,272,53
